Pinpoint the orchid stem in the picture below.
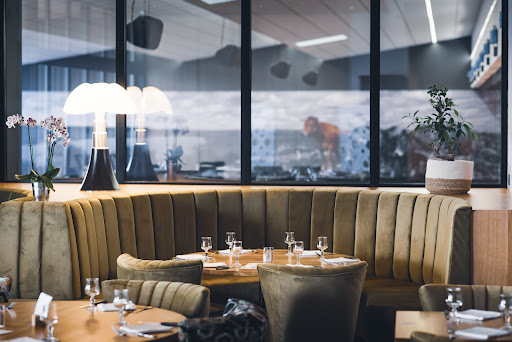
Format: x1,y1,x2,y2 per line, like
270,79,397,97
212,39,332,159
27,126,35,172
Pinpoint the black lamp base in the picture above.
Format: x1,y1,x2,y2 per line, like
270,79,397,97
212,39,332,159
126,144,158,181
81,148,120,191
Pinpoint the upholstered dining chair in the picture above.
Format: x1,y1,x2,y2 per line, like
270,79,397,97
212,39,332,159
102,279,210,318
258,261,367,342
410,331,451,342
419,284,512,312
117,253,203,285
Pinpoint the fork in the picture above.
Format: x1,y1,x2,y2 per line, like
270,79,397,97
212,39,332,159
111,325,156,339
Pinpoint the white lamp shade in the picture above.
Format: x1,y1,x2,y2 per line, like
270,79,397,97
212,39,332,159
63,82,136,114
126,85,173,115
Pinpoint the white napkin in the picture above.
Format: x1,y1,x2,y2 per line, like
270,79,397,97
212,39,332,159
97,301,137,312
34,292,52,318
323,257,359,264
454,326,509,340
240,263,261,269
2,338,41,342
203,262,227,268
218,249,253,255
455,309,502,321
285,264,314,268
300,250,319,257
0,330,13,335
175,254,206,260
120,322,175,334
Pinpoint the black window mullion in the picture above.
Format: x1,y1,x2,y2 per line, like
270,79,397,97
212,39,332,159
115,0,127,184
241,0,252,185
370,0,380,187
501,0,508,187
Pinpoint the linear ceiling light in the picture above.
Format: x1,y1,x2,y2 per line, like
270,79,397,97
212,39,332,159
470,0,498,60
199,0,237,4
425,0,437,44
295,34,348,48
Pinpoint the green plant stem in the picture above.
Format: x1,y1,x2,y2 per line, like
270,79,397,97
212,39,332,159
27,126,35,172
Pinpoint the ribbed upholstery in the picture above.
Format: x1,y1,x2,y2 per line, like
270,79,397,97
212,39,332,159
0,188,471,302
0,188,31,203
102,279,210,318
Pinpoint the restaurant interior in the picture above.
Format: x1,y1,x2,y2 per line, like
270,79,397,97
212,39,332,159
0,0,510,341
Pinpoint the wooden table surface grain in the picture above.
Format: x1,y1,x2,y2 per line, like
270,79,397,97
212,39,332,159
0,301,185,341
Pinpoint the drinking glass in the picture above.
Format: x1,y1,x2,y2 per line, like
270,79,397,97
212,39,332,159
84,278,100,312
263,247,274,263
225,232,236,255
40,302,59,342
0,304,4,329
294,241,304,265
113,289,129,326
445,287,463,323
232,240,243,268
317,236,328,260
201,236,212,261
499,293,512,330
284,232,295,256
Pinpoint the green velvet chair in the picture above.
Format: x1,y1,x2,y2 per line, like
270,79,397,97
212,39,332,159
258,261,367,342
410,331,451,342
117,253,203,285
419,284,512,312
102,279,210,318
0,188,31,204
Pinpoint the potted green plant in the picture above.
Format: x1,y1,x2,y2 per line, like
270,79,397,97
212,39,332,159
403,85,478,194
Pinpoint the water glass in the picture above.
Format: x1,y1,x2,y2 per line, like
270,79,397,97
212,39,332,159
317,236,328,260
263,247,274,263
284,232,295,255
293,241,304,265
445,287,463,323
40,302,59,342
113,289,129,326
0,304,4,329
84,278,100,312
499,293,512,330
225,232,236,255
201,236,212,261
232,240,243,268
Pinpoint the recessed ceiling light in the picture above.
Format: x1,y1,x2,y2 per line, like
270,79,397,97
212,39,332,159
425,0,437,44
199,0,237,4
470,0,498,60
295,34,348,48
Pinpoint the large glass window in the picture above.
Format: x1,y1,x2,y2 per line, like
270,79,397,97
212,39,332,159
21,0,117,179
380,0,502,184
125,0,241,182
250,0,371,184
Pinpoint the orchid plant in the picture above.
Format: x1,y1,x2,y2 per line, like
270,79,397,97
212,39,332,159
165,126,189,167
5,114,70,191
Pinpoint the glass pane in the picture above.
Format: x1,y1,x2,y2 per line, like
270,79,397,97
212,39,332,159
21,0,116,179
380,0,502,184
126,0,241,182
251,0,370,184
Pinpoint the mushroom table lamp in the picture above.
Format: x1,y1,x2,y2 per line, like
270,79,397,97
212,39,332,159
126,86,173,181
63,82,136,191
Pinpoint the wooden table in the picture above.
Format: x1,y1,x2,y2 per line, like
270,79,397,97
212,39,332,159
0,301,185,341
395,311,512,341
191,249,356,277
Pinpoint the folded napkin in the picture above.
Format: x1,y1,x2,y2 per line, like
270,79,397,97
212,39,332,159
120,322,174,335
175,254,206,260
323,257,359,264
240,263,261,269
455,309,502,321
218,249,253,255
285,264,314,268
454,327,509,340
97,301,137,312
203,262,227,268
0,330,13,335
300,250,319,257
2,338,41,342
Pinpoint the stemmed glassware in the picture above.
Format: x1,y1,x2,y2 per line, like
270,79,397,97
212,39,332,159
317,236,328,261
201,236,212,261
84,278,100,312
225,232,235,255
113,289,129,326
445,287,463,323
293,241,304,265
40,302,59,342
284,232,295,256
499,293,512,330
232,240,243,268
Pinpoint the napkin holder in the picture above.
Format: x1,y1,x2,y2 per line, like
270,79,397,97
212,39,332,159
32,314,46,327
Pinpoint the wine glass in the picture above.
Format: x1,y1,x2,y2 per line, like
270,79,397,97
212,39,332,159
294,241,304,265
40,302,59,342
113,289,129,326
284,232,295,256
201,236,212,261
499,293,512,330
317,236,328,261
232,240,243,268
225,232,235,255
84,278,100,312
445,287,463,323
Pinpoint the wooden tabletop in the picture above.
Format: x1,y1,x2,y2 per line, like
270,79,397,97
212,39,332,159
191,249,356,276
0,301,185,341
395,311,512,341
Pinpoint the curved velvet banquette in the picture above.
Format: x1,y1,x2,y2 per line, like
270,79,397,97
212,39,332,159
0,188,471,340
0,187,31,204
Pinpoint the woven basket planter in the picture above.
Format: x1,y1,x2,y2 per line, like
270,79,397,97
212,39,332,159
425,159,474,195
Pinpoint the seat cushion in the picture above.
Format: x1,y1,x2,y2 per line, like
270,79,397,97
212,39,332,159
201,275,260,305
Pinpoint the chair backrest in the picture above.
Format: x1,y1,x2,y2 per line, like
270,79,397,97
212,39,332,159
117,253,203,285
257,261,368,342
419,284,512,312
411,331,451,342
0,188,31,204
102,279,210,318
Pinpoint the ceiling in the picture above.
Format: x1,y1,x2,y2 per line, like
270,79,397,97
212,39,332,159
21,0,483,65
